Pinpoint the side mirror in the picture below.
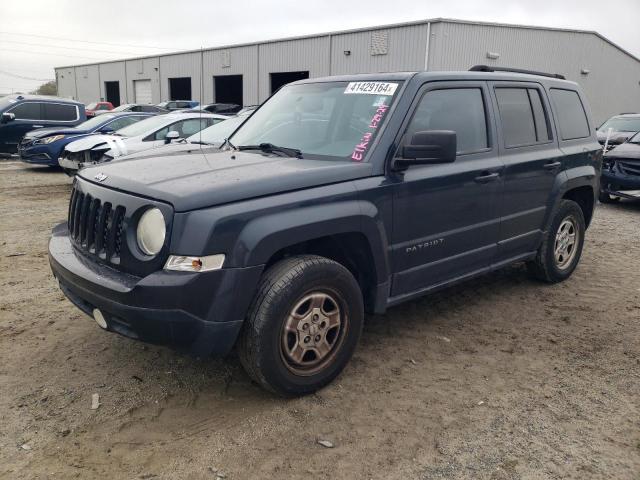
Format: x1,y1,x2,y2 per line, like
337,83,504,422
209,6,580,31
395,130,457,168
1,112,15,124
100,127,114,134
165,130,180,144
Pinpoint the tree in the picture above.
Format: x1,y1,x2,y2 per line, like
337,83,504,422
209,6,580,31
31,81,57,96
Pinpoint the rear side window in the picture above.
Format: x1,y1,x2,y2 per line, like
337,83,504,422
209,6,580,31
42,103,77,121
10,102,42,120
495,88,551,147
405,88,488,154
550,89,590,140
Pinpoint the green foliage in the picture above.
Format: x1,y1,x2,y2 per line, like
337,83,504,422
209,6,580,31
31,81,57,96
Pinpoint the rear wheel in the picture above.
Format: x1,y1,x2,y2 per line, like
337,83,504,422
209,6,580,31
527,199,585,283
238,255,364,397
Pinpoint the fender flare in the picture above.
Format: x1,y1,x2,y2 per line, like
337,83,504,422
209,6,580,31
231,200,391,285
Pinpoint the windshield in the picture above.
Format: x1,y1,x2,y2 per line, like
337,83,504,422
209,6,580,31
76,114,115,130
599,117,640,133
187,115,246,144
229,81,402,161
115,115,173,137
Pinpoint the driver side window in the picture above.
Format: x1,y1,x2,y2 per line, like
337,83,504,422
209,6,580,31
402,88,489,155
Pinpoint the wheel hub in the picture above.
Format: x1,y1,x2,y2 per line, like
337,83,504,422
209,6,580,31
554,216,579,270
281,292,344,375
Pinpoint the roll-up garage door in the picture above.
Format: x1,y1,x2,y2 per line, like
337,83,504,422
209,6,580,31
134,80,152,104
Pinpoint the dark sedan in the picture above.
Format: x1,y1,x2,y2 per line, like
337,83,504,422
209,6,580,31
600,131,640,202
597,114,640,151
18,112,154,167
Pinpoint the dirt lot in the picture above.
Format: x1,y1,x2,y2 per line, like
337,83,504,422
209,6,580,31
0,159,639,480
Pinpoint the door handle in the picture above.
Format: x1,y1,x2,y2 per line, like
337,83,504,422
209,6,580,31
474,172,500,183
543,161,561,170
32,125,44,128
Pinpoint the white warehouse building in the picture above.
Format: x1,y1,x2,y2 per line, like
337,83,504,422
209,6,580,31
55,18,640,124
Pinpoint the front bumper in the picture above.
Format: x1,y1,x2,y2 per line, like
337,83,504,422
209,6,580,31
49,223,264,356
601,168,640,199
18,145,56,166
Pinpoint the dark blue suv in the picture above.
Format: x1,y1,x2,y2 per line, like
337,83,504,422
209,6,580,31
49,67,601,396
0,95,85,154
18,112,155,167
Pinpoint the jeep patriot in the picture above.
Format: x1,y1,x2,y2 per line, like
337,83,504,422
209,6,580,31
49,67,602,396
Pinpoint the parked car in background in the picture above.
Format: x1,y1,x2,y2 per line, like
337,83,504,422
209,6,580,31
18,112,154,167
599,131,640,202
200,103,241,115
58,112,225,173
0,95,85,154
94,104,168,116
157,100,199,111
49,68,601,396
85,101,114,117
597,114,640,151
237,105,259,115
113,112,249,161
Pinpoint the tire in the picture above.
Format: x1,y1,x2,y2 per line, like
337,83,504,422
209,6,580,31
238,255,364,397
527,199,586,283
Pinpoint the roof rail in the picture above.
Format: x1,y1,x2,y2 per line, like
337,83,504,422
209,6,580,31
469,65,566,80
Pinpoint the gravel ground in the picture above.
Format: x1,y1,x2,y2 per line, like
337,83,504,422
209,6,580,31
0,160,639,480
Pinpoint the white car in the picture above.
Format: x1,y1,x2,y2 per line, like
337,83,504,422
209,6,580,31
58,113,225,174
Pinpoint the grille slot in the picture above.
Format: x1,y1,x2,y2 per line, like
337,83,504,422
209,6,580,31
68,186,126,264
619,161,640,177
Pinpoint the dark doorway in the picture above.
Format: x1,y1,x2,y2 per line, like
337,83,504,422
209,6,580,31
270,71,309,94
104,81,120,107
214,75,243,106
169,77,192,100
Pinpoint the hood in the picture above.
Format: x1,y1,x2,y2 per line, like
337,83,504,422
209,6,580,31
605,142,640,160
79,151,373,212
64,134,124,153
25,126,90,139
115,141,220,161
597,130,636,145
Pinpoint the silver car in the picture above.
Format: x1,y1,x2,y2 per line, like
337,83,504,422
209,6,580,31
59,113,226,174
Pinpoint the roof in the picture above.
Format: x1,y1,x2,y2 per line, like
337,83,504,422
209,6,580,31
4,93,84,105
54,17,640,70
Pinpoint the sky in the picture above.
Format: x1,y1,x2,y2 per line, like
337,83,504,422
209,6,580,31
1,0,639,93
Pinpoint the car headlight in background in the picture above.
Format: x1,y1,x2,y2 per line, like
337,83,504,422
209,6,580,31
136,208,166,256
42,135,65,144
165,254,225,272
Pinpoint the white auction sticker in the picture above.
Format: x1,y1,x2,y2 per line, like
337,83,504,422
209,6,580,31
344,82,398,96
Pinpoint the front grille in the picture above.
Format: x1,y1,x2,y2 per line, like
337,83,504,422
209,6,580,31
618,161,640,177
68,186,126,264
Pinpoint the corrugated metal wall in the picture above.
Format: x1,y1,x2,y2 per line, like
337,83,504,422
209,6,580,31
258,36,331,100
203,45,259,105
74,65,100,102
55,20,640,123
428,21,640,123
125,57,160,103
331,24,428,75
159,52,202,102
55,68,76,99
98,61,126,105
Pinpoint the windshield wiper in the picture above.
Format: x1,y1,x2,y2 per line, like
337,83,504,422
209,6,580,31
237,143,303,158
190,140,214,146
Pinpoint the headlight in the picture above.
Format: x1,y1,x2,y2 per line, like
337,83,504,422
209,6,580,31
42,135,65,144
136,208,166,256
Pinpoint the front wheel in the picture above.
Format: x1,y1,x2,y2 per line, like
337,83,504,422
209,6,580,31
238,255,364,396
527,199,586,283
